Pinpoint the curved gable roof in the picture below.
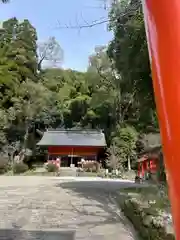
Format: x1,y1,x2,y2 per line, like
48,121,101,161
37,129,106,147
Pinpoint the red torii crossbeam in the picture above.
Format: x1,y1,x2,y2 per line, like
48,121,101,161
142,0,180,238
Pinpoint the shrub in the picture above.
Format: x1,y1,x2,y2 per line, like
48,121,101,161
97,170,106,178
118,190,174,240
0,158,9,174
13,162,29,174
46,163,58,172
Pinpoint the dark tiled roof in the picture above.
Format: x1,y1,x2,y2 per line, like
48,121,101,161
139,145,162,156
143,133,161,148
37,129,106,147
137,155,148,163
137,145,162,162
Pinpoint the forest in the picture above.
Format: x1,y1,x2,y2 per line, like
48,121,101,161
0,0,159,170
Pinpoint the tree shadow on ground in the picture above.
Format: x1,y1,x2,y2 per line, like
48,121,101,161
0,229,75,240
55,180,143,239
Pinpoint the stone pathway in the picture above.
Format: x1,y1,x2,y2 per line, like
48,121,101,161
0,176,139,239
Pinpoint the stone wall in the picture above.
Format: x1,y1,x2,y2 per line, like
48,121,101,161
118,196,175,240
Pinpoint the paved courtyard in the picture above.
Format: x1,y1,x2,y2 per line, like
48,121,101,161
0,176,139,240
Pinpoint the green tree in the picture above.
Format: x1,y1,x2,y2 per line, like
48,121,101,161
112,125,138,170
108,0,158,131
106,144,123,171
86,46,117,139
0,13,160,172
37,37,64,71
0,18,43,153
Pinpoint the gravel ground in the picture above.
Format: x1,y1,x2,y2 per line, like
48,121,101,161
0,176,139,240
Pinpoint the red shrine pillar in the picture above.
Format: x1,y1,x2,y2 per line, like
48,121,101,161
142,0,180,238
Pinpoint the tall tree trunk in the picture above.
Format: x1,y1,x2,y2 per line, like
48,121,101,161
128,156,131,171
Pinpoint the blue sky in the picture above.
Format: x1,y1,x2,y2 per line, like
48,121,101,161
0,0,112,71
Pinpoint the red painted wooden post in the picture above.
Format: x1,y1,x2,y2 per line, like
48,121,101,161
142,0,180,238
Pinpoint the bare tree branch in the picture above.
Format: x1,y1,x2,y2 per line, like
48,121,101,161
1,0,10,3
37,37,63,71
57,18,109,30
56,0,140,31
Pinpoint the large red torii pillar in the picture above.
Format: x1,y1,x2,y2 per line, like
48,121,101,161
142,0,180,238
